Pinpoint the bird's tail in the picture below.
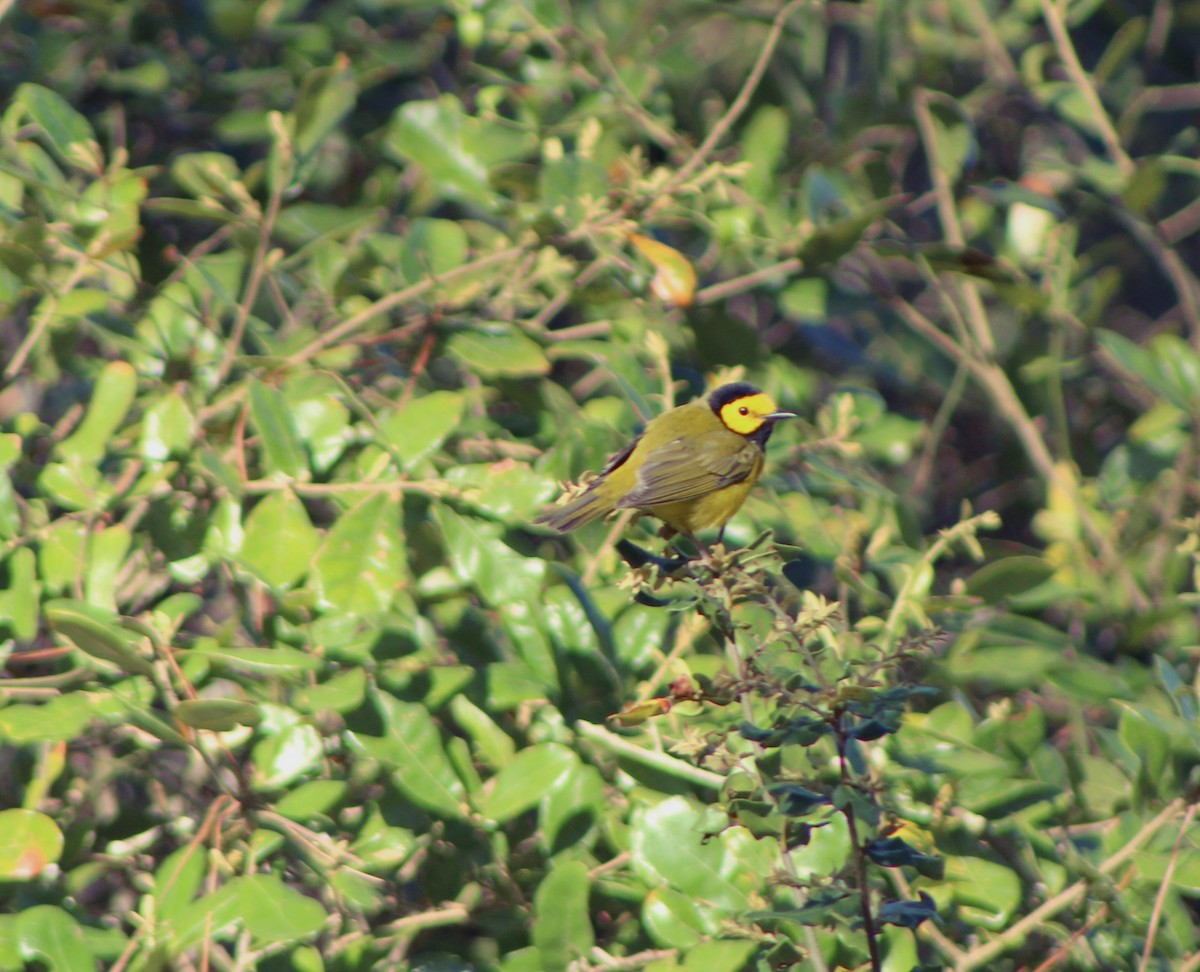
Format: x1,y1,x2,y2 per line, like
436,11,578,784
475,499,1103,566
535,487,612,533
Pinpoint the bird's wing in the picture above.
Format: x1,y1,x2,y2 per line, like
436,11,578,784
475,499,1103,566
615,436,759,509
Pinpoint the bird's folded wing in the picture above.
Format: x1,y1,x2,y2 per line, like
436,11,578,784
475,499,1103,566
614,437,758,509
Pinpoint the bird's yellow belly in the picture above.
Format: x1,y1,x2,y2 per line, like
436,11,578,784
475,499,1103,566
647,478,756,536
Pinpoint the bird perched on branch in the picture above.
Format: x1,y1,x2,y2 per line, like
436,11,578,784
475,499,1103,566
536,382,795,543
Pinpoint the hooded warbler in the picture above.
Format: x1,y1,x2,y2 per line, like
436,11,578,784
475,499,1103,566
537,382,796,541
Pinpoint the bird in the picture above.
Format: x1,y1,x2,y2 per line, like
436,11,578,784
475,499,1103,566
536,382,796,543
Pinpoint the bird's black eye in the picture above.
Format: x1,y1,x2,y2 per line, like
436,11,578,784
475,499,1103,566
738,406,749,416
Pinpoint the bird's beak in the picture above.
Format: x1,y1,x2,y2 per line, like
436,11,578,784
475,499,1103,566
765,410,798,421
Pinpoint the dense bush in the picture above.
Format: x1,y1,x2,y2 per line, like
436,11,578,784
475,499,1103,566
0,1,1198,970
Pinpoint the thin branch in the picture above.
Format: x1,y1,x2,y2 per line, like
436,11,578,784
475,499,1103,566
890,293,1151,611
652,0,806,202
695,258,804,305
575,720,726,790
957,798,1187,971
1038,0,1135,181
912,90,994,357
1137,802,1197,972
5,229,112,380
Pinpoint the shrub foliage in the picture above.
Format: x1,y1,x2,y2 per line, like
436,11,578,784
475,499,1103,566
1,1,1198,970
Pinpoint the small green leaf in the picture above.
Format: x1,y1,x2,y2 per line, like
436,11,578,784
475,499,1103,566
45,599,154,676
235,874,326,941
139,392,194,461
0,809,63,879
85,525,132,611
16,905,95,971
239,491,320,589
399,218,468,283
311,493,407,616
532,861,594,972
382,390,465,470
449,694,516,771
249,380,306,478
58,361,138,463
630,797,775,914
153,845,207,928
346,694,467,819
438,508,545,606
174,699,262,731
190,643,322,674
293,54,358,159
447,328,550,378
480,744,577,824
252,723,323,790
965,556,1055,603
386,95,494,208
14,83,100,170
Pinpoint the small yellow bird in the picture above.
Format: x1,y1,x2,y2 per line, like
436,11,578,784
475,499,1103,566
537,382,796,542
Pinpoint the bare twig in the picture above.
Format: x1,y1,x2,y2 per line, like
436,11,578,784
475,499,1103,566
651,0,806,203
1038,0,1135,181
1137,802,1197,972
957,798,1187,971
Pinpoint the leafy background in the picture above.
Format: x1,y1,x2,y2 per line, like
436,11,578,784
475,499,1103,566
1,0,1198,970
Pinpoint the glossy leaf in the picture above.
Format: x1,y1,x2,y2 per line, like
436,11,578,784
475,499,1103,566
311,493,407,615
347,695,467,819
240,491,321,589
45,599,154,675
532,861,593,972
0,810,63,879
479,743,577,824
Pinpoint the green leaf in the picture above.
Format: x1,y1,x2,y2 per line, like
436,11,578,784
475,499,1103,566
1098,330,1200,412
275,780,348,822
630,797,774,914
45,599,155,676
13,83,99,170
741,105,788,200
153,845,208,929
541,763,606,854
539,155,609,223
446,463,556,523
449,694,516,771
174,699,262,731
190,643,322,674
239,491,321,589
386,95,494,208
249,380,306,479
293,54,358,159
16,905,95,971
0,696,95,744
532,861,594,972
166,882,242,951
438,507,545,607
480,744,577,824
346,694,467,819
139,391,195,461
312,493,407,615
642,886,709,948
58,361,138,463
235,874,326,941
382,390,465,470
0,810,63,880
252,723,324,790
447,329,550,378
0,546,38,640
399,218,468,283
942,856,1020,924
965,556,1055,603
85,524,132,611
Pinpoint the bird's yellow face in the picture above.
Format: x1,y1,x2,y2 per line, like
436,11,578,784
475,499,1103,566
718,391,786,436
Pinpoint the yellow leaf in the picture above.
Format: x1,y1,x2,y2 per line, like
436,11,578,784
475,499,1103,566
629,233,697,307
